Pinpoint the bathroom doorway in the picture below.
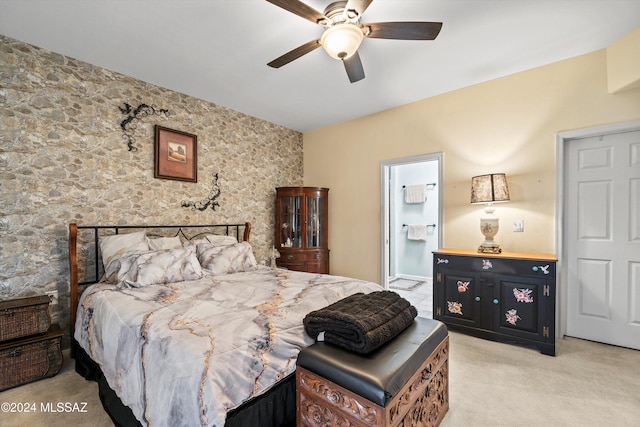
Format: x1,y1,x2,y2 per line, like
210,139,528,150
380,153,443,318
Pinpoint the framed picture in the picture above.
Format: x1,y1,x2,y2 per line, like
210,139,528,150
154,125,197,182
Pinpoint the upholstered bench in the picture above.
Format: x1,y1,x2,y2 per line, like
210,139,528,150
296,317,449,427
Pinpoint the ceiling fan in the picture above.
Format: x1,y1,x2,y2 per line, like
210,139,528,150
266,0,442,83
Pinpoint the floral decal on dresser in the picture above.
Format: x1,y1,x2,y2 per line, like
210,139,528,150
505,287,534,326
513,288,534,303
457,281,470,293
482,260,493,270
505,309,521,326
447,301,463,315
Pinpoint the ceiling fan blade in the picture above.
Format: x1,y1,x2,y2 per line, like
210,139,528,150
343,52,365,83
366,21,443,40
267,39,321,68
344,0,374,16
266,0,328,25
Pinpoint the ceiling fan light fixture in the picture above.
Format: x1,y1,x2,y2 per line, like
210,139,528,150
320,23,364,60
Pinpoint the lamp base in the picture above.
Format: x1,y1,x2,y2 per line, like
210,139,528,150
478,206,502,254
477,245,502,254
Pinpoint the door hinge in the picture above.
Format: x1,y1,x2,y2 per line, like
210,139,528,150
436,272,442,283
436,307,442,316
543,285,550,297
543,326,549,338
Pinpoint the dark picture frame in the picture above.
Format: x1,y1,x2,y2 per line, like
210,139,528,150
154,125,197,182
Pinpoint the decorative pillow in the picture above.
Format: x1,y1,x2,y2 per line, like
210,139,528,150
100,231,149,280
183,237,208,247
183,234,237,247
197,242,257,275
206,234,238,246
148,236,183,251
116,246,203,288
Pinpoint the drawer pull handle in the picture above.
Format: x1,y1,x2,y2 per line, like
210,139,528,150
315,254,320,259
493,299,499,305
287,255,293,260
475,296,481,302
3,310,15,317
9,348,22,358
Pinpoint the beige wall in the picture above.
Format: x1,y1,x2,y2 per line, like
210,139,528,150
607,27,640,93
303,49,640,283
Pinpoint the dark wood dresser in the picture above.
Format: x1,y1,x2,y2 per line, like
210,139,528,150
433,249,557,355
275,187,329,274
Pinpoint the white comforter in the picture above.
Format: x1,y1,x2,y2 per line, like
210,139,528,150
75,266,380,427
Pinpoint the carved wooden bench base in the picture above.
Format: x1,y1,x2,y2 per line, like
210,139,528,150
296,336,449,427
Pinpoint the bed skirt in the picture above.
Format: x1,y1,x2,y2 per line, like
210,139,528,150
73,340,296,427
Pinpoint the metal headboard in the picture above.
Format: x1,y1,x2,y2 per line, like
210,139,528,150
68,222,251,349
72,223,250,286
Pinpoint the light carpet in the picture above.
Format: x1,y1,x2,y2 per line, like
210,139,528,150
2,331,639,426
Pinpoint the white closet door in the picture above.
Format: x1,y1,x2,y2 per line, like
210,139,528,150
566,130,640,349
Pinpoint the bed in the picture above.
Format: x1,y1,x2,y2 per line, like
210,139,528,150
68,222,381,427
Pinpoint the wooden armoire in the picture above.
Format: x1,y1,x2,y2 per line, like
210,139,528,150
275,187,329,274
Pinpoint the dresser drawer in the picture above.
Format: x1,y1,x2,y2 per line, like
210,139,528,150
277,249,329,274
434,254,555,279
280,250,327,262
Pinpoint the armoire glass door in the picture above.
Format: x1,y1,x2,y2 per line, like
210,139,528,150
279,196,302,247
306,196,326,248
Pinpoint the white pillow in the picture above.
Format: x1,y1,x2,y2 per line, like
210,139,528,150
148,236,183,251
117,247,203,288
100,231,149,280
206,234,238,246
183,234,238,247
197,242,257,275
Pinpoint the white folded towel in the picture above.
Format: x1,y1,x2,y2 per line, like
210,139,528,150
407,224,428,241
404,184,427,203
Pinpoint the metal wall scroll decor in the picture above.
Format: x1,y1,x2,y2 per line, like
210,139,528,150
118,103,170,151
182,173,221,211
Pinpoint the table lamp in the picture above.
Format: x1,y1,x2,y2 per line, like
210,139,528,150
471,173,510,253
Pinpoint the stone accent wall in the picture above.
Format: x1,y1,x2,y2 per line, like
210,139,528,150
0,35,303,347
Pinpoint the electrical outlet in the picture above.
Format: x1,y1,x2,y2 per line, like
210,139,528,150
513,220,524,232
45,290,59,305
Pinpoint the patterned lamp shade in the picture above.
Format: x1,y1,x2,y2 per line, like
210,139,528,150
470,173,510,204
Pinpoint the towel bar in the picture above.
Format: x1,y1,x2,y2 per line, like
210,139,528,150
401,183,436,189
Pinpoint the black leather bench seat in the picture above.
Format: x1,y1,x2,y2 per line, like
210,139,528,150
297,317,448,407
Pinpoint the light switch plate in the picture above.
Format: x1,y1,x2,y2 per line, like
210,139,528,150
513,220,524,232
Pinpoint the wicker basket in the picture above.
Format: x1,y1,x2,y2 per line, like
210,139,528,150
0,295,51,343
0,324,63,391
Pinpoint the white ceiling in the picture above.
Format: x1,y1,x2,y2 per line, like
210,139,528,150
1,0,640,132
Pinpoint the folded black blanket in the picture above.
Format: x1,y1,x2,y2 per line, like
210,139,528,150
303,291,417,354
